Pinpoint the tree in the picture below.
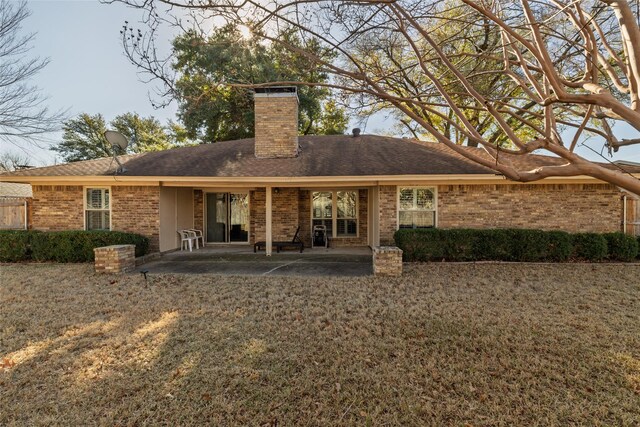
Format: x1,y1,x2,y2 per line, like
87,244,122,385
0,1,63,145
110,0,640,194
52,112,189,162
0,151,31,171
123,23,348,142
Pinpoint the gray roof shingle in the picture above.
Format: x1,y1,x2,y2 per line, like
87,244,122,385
3,134,636,178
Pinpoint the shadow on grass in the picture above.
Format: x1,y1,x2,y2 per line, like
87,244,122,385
1,263,640,425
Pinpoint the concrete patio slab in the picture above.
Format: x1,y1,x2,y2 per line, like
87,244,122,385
137,246,373,276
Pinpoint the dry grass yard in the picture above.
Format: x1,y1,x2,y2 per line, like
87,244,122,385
1,263,639,426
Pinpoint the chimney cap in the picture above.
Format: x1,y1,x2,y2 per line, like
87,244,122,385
254,86,297,94
352,128,361,137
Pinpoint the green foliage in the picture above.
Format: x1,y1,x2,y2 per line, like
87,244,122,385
172,24,348,142
0,230,36,262
394,228,573,262
0,230,148,263
603,233,638,262
572,233,608,261
52,112,193,162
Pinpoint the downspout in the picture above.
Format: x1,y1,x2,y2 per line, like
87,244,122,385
623,194,628,234
24,199,27,230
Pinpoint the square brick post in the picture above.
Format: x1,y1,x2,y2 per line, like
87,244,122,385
373,246,403,277
94,245,135,273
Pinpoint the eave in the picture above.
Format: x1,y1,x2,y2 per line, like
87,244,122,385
0,173,624,187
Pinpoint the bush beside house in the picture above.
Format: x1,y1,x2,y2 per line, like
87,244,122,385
395,229,638,262
603,232,639,262
0,230,149,262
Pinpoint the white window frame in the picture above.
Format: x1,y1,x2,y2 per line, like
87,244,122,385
84,187,112,231
397,186,437,230
310,189,359,238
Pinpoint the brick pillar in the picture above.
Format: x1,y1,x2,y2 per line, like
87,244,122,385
373,246,403,277
94,245,135,273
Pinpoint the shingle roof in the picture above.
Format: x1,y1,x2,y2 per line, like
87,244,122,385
3,134,637,178
0,182,32,197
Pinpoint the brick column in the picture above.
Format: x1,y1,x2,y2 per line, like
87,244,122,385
94,245,135,273
373,246,403,277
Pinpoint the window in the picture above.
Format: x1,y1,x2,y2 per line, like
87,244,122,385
85,188,110,230
312,191,333,236
337,191,357,236
312,190,358,237
398,187,435,229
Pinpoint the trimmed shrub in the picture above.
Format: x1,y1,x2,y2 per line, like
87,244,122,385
0,230,149,263
572,233,608,261
394,228,572,262
603,232,638,262
0,230,36,262
509,229,572,262
393,228,444,262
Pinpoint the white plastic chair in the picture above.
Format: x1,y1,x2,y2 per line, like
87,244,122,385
187,228,204,248
178,230,197,252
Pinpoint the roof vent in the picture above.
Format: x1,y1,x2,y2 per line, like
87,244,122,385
352,128,361,137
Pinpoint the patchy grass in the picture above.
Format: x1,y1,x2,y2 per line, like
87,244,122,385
1,263,639,426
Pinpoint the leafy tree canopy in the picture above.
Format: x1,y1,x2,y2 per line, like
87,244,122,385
172,24,348,142
52,112,192,162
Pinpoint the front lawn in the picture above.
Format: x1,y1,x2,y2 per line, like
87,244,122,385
1,263,639,425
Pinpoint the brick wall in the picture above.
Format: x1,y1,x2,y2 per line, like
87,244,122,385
32,185,161,253
358,189,368,244
194,189,204,232
379,185,397,245
250,188,300,243
437,184,622,233
254,93,298,158
111,186,161,253
295,189,369,247
250,188,369,247
32,185,84,231
298,190,311,246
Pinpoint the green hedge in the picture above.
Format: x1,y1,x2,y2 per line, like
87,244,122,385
394,228,635,262
0,230,149,263
0,230,36,262
571,233,608,261
603,232,638,262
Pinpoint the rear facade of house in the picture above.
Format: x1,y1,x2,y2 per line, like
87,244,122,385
4,87,637,253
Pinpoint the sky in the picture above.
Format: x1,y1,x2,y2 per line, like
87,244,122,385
3,0,640,168
1,0,179,166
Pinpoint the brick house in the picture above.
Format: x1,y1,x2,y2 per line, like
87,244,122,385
3,87,639,254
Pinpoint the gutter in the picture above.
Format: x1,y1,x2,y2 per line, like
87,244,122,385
0,173,617,186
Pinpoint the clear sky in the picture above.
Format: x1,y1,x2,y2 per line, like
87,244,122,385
3,0,640,168
1,0,178,166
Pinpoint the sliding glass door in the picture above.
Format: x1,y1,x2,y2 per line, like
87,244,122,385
205,193,249,243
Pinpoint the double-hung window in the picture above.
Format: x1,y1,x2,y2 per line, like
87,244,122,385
85,188,110,230
312,190,358,237
336,191,357,236
398,187,436,229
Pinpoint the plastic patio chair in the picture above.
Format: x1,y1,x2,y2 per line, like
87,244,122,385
178,230,197,252
187,228,205,248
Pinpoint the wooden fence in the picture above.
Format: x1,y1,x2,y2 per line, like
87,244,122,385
0,197,28,229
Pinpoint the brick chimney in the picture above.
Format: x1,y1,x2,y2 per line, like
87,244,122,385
254,86,299,158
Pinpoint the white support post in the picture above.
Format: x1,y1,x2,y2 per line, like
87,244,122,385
266,186,272,256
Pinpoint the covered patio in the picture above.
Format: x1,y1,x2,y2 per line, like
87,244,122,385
139,245,373,276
